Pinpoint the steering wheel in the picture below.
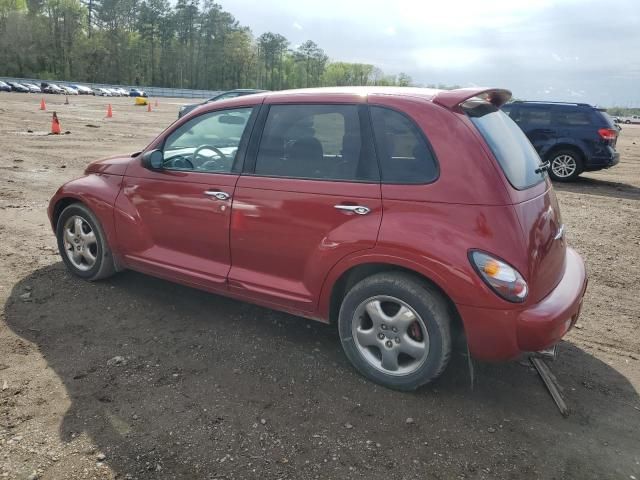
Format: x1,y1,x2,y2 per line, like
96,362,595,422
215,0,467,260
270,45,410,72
193,145,229,171
164,154,194,170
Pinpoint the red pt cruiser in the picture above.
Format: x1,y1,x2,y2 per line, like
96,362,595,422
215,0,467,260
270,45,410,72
48,87,587,390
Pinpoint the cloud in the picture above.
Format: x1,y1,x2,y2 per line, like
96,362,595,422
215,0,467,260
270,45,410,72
220,0,640,105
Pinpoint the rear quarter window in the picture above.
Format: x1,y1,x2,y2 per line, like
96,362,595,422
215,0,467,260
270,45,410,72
597,111,617,128
554,109,591,126
501,104,515,117
464,101,545,190
369,106,438,184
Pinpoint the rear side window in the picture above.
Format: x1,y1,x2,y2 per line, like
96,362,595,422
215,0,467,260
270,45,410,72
518,107,551,126
464,101,545,190
254,104,378,181
369,106,438,184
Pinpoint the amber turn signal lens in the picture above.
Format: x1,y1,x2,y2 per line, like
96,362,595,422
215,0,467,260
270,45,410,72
483,259,500,277
470,251,528,303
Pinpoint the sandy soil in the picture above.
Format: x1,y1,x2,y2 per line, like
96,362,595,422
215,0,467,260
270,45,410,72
0,93,639,480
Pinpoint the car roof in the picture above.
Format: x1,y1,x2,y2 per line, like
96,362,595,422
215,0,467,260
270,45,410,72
226,88,267,93
199,86,511,111
262,86,445,103
511,100,594,108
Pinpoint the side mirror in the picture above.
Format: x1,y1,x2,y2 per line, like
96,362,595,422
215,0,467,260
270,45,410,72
141,149,164,170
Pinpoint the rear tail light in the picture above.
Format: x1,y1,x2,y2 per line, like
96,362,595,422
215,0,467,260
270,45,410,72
598,128,617,140
469,251,528,303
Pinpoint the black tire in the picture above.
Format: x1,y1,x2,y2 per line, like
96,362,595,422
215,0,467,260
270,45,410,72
56,203,116,281
547,149,583,182
338,272,452,391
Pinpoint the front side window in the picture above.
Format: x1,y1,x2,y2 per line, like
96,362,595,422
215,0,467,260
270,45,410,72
254,104,378,181
163,108,253,172
370,106,438,184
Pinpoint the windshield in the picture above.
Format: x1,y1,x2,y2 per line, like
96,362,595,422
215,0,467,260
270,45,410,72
464,100,545,190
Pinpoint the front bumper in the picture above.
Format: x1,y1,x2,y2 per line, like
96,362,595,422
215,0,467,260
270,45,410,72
457,247,587,362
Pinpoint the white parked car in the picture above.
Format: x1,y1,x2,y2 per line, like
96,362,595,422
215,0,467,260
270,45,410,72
620,115,640,125
22,83,42,93
95,88,112,97
72,85,94,95
61,85,79,95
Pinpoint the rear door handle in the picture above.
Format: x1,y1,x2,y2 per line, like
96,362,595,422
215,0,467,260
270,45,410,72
204,190,231,200
334,205,370,215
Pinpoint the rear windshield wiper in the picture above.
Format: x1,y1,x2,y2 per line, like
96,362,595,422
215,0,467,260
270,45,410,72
535,161,550,174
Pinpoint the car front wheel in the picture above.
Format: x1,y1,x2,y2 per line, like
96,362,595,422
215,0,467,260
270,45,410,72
56,203,116,281
338,272,452,391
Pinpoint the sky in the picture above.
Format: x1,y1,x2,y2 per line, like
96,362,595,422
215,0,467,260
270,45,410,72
218,0,640,106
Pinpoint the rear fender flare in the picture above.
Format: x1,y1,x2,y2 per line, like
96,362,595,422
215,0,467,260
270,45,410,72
317,250,460,321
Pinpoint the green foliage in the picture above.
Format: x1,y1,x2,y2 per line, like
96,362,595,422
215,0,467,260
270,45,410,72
606,107,640,117
0,0,425,90
0,0,27,18
425,83,462,90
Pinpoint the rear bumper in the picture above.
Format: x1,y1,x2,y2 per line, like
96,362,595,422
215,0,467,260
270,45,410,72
585,149,619,170
458,248,587,361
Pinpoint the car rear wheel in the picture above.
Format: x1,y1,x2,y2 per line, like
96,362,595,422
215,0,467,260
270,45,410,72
548,150,582,182
338,272,452,391
56,203,116,281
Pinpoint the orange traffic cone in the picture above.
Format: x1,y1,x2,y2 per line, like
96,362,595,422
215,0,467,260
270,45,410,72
40,98,46,110
106,104,113,118
147,103,152,112
64,96,69,105
51,112,61,135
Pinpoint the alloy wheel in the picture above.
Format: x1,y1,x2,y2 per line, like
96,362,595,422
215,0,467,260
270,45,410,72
63,215,98,271
351,295,429,376
551,154,577,178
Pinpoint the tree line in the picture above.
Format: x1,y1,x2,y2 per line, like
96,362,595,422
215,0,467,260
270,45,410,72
0,0,425,90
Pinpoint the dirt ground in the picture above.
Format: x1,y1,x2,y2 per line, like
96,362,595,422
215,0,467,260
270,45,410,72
0,92,639,480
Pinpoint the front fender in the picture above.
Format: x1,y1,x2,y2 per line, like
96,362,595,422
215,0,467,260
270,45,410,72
48,173,123,254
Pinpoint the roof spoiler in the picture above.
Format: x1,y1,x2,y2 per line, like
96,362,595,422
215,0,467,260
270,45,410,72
433,88,512,110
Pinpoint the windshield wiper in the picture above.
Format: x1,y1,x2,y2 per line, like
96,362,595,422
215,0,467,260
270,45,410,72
535,161,550,174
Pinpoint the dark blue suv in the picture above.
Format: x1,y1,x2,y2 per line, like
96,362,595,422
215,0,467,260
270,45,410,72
501,101,620,181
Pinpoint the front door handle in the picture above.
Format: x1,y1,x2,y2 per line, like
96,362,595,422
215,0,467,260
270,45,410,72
204,190,230,200
334,204,370,215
